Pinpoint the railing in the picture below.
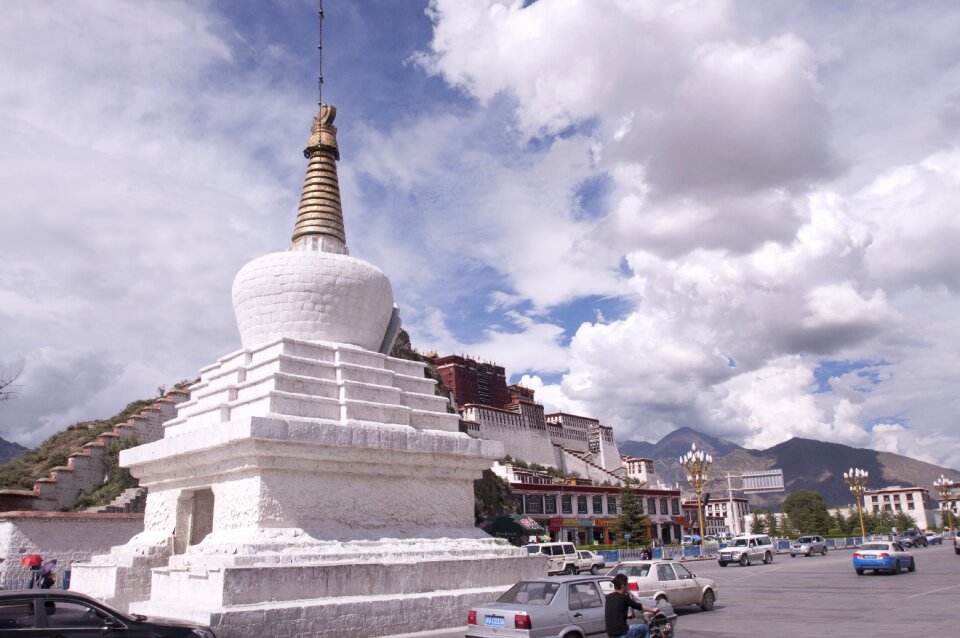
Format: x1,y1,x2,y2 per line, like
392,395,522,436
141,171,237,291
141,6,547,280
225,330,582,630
0,568,71,590
594,536,879,563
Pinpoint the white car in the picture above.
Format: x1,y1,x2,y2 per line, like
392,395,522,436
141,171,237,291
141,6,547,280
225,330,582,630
608,560,717,611
575,550,605,575
718,534,775,567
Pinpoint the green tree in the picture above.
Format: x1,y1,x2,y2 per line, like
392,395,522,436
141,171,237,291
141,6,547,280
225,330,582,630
781,489,832,535
750,508,771,534
474,469,516,524
765,511,780,537
893,511,917,532
613,481,650,545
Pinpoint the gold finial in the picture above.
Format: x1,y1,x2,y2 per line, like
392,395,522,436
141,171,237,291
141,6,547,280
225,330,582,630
291,104,346,249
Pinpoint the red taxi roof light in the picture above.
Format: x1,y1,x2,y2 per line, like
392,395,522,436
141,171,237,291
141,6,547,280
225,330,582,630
515,613,532,630
467,611,477,625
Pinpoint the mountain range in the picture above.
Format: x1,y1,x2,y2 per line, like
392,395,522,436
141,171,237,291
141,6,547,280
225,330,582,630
619,427,960,509
0,436,27,464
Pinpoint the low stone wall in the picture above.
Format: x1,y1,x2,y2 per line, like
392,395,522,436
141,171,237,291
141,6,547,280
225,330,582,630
0,511,143,587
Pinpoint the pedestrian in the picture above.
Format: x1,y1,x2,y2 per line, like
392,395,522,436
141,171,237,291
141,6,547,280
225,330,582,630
39,560,57,589
605,573,660,638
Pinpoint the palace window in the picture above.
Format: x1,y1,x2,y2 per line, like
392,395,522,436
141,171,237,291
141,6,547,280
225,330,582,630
608,496,618,515
672,499,681,515
561,495,573,514
647,498,657,515
525,495,544,514
660,498,668,515
578,495,589,514
593,496,603,514
545,495,558,515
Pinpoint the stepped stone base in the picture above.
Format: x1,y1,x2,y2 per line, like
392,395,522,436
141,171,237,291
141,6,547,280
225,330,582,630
72,338,542,635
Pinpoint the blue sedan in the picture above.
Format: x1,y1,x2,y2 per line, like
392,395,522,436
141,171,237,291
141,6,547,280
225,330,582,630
852,541,915,575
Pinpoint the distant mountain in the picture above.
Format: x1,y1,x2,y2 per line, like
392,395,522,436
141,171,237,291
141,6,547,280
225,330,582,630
620,426,744,460
620,430,960,509
0,436,27,464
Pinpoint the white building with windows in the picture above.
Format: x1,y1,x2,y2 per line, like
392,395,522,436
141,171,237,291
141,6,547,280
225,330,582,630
863,485,936,529
704,497,751,536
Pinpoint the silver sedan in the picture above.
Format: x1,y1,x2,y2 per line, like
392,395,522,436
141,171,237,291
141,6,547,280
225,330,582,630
790,535,828,557
465,575,676,638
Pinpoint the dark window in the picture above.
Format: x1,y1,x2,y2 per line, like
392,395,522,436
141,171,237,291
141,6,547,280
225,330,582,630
647,498,657,515
660,498,668,514
41,601,113,629
561,495,573,514
672,499,680,515
545,495,558,514
0,601,35,629
513,494,524,512
578,495,589,514
657,564,676,581
525,495,544,514
567,582,604,610
608,496,618,515
593,496,603,514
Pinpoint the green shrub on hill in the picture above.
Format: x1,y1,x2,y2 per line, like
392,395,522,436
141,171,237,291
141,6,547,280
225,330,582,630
0,397,156,491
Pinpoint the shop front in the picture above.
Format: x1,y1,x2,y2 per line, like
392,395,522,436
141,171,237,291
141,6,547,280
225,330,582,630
548,517,616,545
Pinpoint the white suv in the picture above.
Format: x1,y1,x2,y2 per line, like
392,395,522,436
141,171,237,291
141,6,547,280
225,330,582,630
525,542,579,575
718,534,775,567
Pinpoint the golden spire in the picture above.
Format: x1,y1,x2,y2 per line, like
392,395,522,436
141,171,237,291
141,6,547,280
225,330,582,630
291,104,346,251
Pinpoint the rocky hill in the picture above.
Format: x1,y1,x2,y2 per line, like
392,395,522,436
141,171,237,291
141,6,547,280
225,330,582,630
620,429,960,509
0,437,27,465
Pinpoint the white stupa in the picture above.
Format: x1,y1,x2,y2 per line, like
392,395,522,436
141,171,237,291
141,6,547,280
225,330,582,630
71,96,539,637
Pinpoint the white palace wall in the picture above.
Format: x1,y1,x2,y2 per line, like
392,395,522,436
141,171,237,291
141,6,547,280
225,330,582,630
0,512,143,585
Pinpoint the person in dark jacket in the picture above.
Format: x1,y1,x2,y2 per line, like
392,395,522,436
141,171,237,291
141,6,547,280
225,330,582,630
605,573,660,638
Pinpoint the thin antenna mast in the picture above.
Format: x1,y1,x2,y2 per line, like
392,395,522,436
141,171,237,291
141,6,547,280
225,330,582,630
317,0,325,107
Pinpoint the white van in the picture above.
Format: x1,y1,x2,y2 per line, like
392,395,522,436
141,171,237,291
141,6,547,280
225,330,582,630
525,542,579,575
717,534,775,567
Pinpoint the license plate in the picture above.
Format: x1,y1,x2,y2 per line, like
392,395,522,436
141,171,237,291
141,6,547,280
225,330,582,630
862,554,875,559
485,615,505,627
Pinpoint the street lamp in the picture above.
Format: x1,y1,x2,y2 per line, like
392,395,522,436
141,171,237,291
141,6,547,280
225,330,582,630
933,474,955,530
843,467,869,540
680,444,712,542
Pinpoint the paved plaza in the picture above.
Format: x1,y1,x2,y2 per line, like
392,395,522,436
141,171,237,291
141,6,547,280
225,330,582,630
408,544,959,638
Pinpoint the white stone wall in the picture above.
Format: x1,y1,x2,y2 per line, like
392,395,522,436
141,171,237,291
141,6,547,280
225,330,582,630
0,513,143,585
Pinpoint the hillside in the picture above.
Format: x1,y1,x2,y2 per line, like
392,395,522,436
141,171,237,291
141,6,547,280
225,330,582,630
621,429,960,509
0,396,159,492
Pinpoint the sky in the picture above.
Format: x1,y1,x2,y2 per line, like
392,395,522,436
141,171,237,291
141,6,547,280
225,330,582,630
1,0,959,470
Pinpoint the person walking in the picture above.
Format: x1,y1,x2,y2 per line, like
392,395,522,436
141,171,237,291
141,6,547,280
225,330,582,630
605,573,660,638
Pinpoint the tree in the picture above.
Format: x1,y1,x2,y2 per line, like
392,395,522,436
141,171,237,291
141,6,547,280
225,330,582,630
474,469,516,524
0,367,21,403
613,481,650,545
781,489,832,535
764,511,780,537
894,511,917,532
751,508,771,534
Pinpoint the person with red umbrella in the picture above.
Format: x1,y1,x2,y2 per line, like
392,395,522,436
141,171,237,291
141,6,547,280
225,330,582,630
21,554,43,588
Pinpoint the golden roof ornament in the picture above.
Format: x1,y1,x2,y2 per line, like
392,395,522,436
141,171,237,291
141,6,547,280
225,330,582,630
291,103,347,252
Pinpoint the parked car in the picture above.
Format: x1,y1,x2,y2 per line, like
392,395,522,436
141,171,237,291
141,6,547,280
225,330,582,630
465,575,677,638
899,529,927,548
680,534,702,545
525,542,579,575
608,560,717,611
852,541,915,575
717,534,775,567
575,550,605,574
790,535,828,557
924,532,943,545
0,590,216,636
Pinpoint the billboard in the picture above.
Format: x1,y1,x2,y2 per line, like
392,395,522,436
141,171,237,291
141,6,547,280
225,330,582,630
741,469,784,494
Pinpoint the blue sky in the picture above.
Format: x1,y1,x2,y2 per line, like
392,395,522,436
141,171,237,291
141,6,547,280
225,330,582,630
2,0,960,473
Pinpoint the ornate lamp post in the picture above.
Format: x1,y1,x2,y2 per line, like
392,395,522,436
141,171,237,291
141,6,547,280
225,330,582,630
933,474,955,530
680,444,712,541
843,467,869,540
